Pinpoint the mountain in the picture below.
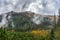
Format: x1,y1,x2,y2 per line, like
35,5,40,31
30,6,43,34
0,11,56,31
0,11,58,23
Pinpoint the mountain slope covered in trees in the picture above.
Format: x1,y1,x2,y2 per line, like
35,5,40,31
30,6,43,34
0,11,52,31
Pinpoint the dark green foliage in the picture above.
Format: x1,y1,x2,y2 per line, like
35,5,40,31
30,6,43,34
57,9,60,27
0,28,60,40
0,28,34,40
40,17,51,29
12,15,32,31
7,11,52,31
10,13,37,31
49,29,55,40
0,15,2,22
0,27,8,40
7,21,13,30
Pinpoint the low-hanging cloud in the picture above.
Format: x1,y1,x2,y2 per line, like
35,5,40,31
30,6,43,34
0,0,60,15
0,0,60,26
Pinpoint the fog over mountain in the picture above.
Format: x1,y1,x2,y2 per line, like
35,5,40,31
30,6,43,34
0,0,60,27
0,0,60,15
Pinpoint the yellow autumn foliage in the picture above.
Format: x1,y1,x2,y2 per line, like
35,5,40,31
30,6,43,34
31,30,49,37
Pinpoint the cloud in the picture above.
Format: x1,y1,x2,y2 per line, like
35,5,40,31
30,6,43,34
0,0,60,26
27,0,60,15
0,0,60,15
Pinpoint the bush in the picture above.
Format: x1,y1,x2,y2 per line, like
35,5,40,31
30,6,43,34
0,28,60,40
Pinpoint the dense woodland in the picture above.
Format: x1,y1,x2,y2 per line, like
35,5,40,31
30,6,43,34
0,9,60,40
3,11,53,32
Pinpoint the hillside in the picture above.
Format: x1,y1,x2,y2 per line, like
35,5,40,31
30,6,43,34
0,11,55,31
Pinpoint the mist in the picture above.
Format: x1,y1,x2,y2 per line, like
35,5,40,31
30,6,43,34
0,0,60,26
0,0,60,15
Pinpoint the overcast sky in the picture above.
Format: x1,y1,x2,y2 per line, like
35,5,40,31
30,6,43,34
0,0,60,15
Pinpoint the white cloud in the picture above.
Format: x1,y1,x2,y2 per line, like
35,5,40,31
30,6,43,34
0,0,60,26
47,3,55,10
7,5,13,11
0,0,60,15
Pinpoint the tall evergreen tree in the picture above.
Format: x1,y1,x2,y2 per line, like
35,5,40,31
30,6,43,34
57,9,60,27
54,13,56,30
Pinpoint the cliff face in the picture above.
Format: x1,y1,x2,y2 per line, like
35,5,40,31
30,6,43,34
0,11,55,29
0,11,34,27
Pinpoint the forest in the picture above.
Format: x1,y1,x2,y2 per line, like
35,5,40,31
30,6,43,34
0,9,60,40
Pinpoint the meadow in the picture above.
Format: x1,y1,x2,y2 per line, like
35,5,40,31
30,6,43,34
0,28,60,40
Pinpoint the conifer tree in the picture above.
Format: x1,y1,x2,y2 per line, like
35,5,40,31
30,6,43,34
57,9,60,27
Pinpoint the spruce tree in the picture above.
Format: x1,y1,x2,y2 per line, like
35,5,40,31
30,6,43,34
57,9,60,27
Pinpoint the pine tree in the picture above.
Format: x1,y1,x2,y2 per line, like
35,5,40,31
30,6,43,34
57,9,60,27
54,13,56,30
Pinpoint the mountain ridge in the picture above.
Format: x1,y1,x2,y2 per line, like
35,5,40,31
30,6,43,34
0,11,57,28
